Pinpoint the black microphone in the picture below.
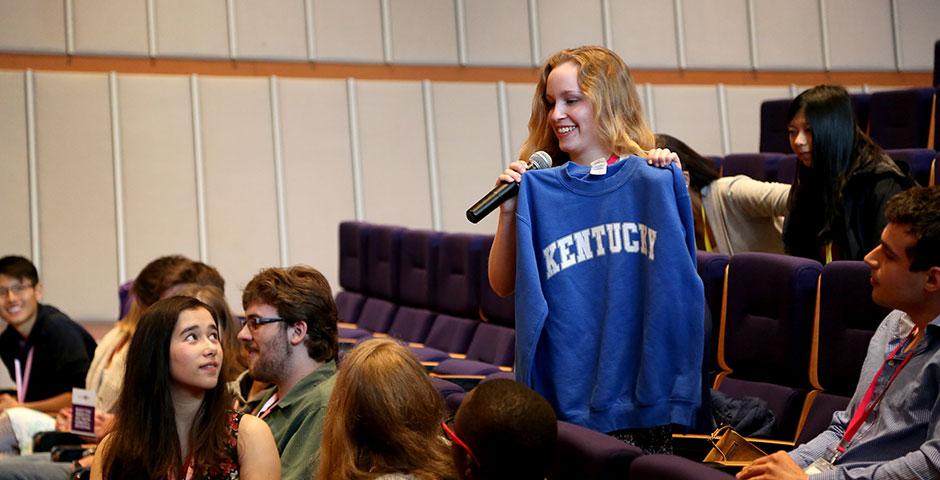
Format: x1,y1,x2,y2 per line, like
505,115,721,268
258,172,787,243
466,151,552,224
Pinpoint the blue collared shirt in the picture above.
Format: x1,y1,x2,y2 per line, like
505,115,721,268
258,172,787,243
789,310,940,479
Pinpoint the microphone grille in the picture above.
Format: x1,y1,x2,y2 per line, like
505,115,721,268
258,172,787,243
529,150,552,169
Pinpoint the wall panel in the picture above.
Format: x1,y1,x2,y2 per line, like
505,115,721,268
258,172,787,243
389,0,459,64
199,77,280,311
356,80,432,228
278,77,355,288
0,72,31,257
724,86,791,154
311,0,384,62
0,0,66,53
826,0,894,71
118,74,200,278
34,72,117,321
234,0,308,60
506,83,536,163
537,0,603,62
682,0,751,69
464,0,531,66
610,0,679,69
652,85,722,155
73,0,148,56
753,0,823,70
896,0,940,71
154,0,229,58
433,82,503,233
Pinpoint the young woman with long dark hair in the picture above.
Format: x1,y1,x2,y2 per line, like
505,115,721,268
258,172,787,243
91,296,279,480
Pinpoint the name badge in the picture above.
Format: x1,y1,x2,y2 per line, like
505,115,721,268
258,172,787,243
804,457,837,474
71,388,96,436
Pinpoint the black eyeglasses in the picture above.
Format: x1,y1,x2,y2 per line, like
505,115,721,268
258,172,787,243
239,315,289,331
0,283,33,297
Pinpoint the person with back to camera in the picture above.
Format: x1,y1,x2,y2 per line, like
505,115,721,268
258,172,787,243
783,85,916,263
738,186,940,479
656,133,791,255
446,379,557,480
316,338,456,480
487,45,704,454
91,295,279,480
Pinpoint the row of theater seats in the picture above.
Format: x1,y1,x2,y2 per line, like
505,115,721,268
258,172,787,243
759,86,940,153
334,221,517,380
697,252,889,447
714,148,937,187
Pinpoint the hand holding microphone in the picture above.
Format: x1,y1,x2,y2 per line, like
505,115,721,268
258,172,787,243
466,150,552,223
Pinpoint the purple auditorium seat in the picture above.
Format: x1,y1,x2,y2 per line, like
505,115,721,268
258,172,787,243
759,99,792,153
338,297,397,340
849,93,871,132
338,221,370,292
550,421,643,480
707,155,723,172
398,229,442,309
118,280,134,319
696,251,729,385
796,261,889,445
715,253,821,441
408,314,479,363
886,148,935,187
869,87,935,149
477,235,514,327
433,233,485,318
364,225,404,301
335,291,366,325
721,153,785,181
629,454,735,479
432,323,515,376
382,306,436,343
428,377,465,415
771,154,798,184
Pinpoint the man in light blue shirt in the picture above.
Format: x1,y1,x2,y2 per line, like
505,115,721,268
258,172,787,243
738,186,940,480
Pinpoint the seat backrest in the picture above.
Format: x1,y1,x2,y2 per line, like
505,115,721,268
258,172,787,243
869,87,936,149
759,99,792,153
338,221,370,292
118,279,134,319
769,154,798,184
722,153,784,181
423,314,480,354
814,261,890,396
335,291,366,325
398,229,442,309
849,93,872,131
464,323,515,366
551,421,643,480
478,235,514,327
365,224,404,300
356,297,398,333
386,306,436,343
886,148,935,187
629,453,736,480
433,233,484,318
697,251,729,376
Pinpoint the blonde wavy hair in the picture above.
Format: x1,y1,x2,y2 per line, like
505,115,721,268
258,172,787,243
316,339,457,480
519,45,655,166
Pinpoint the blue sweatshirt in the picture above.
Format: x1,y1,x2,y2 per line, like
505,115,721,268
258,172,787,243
514,158,704,432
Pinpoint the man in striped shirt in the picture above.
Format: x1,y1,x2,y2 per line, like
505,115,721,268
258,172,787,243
738,186,940,480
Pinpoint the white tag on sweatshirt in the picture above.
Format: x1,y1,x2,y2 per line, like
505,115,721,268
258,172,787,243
590,158,608,175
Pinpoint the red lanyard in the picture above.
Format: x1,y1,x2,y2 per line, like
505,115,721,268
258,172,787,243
14,348,34,404
255,393,279,420
837,332,918,454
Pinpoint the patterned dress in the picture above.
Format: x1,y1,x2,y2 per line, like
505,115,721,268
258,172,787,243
193,411,242,480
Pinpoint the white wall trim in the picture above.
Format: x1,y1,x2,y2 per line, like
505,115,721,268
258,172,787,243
146,0,157,58
422,80,443,231
673,0,686,69
304,0,317,61
455,0,468,66
189,74,209,262
527,0,541,67
818,0,830,71
346,78,365,221
746,0,758,70
889,0,902,72
601,0,613,50
25,70,40,270
269,76,289,267
717,83,731,155
496,81,512,168
381,0,393,64
108,72,127,282
644,83,657,132
225,0,238,60
789,83,799,98
64,0,75,55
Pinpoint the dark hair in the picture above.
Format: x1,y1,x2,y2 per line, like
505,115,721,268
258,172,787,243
317,339,456,480
101,296,232,480
242,265,338,362
132,257,225,308
166,283,243,379
885,187,940,271
0,256,39,285
455,379,557,480
655,133,720,192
